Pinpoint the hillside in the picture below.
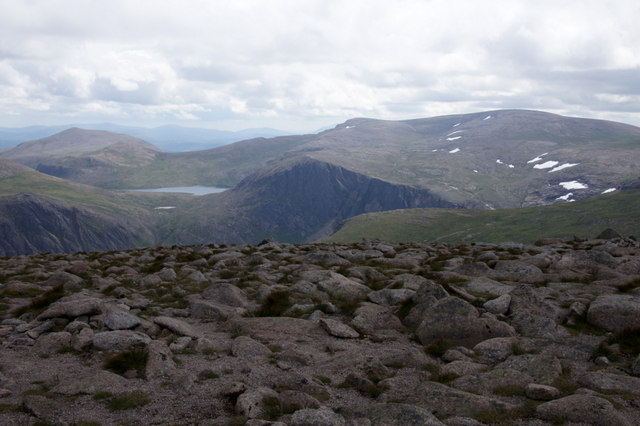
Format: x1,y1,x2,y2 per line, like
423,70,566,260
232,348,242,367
0,128,162,187
1,235,640,424
160,155,467,245
327,188,640,244
0,158,164,255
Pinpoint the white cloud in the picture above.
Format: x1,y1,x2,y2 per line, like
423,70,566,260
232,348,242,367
1,0,639,131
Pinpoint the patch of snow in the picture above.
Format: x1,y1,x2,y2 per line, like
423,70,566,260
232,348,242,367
345,125,355,129
533,160,559,170
449,148,460,153
549,163,579,173
556,193,575,202
483,115,492,120
602,188,617,194
453,122,461,127
496,159,504,164
559,181,588,190
154,206,176,210
527,152,548,164
432,149,438,152
508,164,515,168
447,136,462,141
447,130,464,137
473,169,478,173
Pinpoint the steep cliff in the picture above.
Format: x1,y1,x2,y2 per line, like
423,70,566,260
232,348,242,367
162,156,467,244
0,193,155,255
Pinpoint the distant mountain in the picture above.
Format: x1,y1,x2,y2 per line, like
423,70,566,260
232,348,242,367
1,109,640,252
0,128,161,187
0,123,293,152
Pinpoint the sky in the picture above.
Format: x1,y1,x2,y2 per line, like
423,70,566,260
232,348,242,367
1,0,640,133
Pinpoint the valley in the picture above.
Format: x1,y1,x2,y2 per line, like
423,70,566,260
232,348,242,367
0,109,639,255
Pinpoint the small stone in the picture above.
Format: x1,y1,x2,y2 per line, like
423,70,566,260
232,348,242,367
524,383,560,401
319,318,360,339
483,294,511,315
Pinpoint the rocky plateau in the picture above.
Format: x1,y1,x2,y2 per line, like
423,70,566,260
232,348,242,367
1,231,640,425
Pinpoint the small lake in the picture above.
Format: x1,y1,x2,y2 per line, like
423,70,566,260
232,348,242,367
128,186,229,196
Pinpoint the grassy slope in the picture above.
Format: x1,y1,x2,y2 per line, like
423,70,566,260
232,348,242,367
326,189,640,244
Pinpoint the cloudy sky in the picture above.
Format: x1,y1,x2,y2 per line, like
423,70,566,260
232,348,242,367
1,0,639,132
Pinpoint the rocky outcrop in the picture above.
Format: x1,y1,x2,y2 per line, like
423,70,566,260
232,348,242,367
0,236,639,424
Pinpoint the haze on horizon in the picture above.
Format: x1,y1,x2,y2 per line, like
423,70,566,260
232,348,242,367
1,0,639,136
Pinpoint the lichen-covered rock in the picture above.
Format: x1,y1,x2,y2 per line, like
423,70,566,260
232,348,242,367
587,294,640,331
416,297,514,347
367,403,445,425
153,316,201,338
37,296,102,320
231,336,271,359
351,302,403,334
319,318,360,338
536,394,633,426
290,407,346,426
235,387,279,419
524,383,560,401
92,330,151,351
202,282,249,307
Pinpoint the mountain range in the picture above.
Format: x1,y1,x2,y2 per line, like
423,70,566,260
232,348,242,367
1,109,639,254
0,123,291,152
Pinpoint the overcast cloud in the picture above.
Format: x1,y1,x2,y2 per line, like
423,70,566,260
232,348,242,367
1,0,639,132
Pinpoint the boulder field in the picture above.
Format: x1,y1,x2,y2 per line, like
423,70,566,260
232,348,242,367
1,233,640,424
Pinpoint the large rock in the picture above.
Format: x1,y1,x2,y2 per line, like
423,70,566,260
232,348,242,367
316,272,370,301
319,318,360,338
235,387,279,419
415,381,515,417
153,316,201,338
290,407,346,426
146,339,177,381
351,302,403,334
367,403,445,425
465,277,513,297
495,354,562,385
493,260,543,282
188,296,247,320
231,336,271,359
202,282,249,307
37,296,102,320
536,394,632,426
92,330,151,351
587,294,640,331
367,288,416,306
103,310,141,330
34,331,72,356
416,297,514,347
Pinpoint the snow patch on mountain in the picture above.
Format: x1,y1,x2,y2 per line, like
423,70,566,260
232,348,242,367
550,163,579,173
533,160,559,169
556,193,575,202
449,148,460,153
559,181,588,190
602,188,617,194
527,153,548,164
